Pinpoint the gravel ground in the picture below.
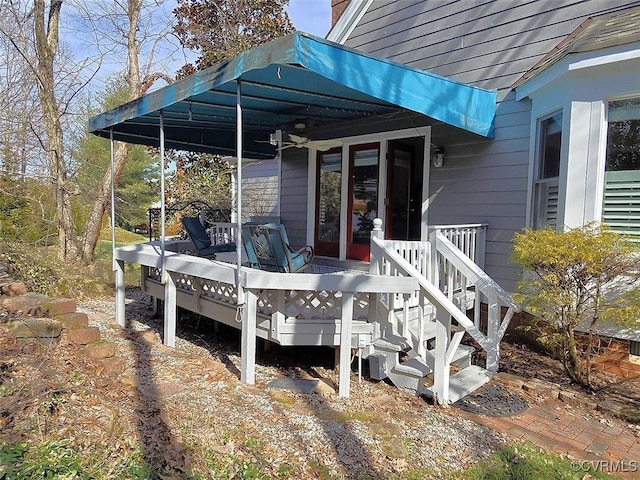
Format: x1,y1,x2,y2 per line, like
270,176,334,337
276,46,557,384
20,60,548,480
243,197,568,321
71,287,505,479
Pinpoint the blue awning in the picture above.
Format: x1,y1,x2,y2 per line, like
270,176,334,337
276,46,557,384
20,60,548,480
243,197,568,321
89,32,496,158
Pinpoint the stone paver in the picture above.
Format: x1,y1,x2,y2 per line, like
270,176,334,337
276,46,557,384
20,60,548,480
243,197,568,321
456,385,640,479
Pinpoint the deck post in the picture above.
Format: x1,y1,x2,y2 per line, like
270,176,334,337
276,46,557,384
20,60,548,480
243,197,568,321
115,259,126,327
163,271,177,348
339,292,354,397
432,306,451,405
241,289,258,384
369,218,384,337
486,291,500,372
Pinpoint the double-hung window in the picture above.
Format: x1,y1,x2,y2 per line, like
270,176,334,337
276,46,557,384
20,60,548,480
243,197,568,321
532,111,563,229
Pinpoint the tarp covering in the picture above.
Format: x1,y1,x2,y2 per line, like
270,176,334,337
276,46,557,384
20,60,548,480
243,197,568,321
89,32,496,158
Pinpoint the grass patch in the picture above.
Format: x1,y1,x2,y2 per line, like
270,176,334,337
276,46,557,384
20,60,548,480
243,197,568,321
0,440,151,480
99,226,148,244
463,442,619,479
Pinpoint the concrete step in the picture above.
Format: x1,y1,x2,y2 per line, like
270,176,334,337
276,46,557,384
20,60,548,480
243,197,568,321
425,365,493,405
393,356,432,378
372,334,410,352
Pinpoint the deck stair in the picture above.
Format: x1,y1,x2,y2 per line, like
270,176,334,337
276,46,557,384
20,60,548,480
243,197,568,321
370,317,477,397
426,365,494,404
368,224,519,405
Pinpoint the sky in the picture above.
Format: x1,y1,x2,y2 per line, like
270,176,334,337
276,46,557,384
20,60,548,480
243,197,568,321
286,0,332,37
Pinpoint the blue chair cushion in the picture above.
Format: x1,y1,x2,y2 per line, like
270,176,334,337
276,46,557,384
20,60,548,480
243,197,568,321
198,242,237,257
289,251,308,273
182,217,211,251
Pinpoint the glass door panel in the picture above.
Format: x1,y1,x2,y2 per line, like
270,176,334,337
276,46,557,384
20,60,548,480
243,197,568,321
314,148,342,257
347,143,379,260
386,143,413,240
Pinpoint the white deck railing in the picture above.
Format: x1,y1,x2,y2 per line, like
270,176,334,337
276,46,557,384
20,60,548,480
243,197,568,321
431,223,486,268
210,222,237,245
370,220,518,405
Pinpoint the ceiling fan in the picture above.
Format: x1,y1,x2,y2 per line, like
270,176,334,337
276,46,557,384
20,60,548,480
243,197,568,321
281,133,342,151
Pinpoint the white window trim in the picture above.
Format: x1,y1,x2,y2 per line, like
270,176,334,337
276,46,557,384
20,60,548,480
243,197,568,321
522,44,640,231
525,107,567,229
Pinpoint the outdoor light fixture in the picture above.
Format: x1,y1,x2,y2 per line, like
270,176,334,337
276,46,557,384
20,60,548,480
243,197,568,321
432,146,445,168
269,129,282,146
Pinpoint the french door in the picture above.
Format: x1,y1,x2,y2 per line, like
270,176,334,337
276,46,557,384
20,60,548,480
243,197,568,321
314,148,342,257
346,143,380,260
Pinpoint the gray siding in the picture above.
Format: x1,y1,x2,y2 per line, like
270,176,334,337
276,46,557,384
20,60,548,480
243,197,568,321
241,161,279,221
280,149,309,249
342,0,640,290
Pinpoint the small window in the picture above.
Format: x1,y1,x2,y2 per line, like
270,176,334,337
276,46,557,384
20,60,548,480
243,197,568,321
539,112,563,179
605,98,640,172
630,340,640,357
532,111,563,228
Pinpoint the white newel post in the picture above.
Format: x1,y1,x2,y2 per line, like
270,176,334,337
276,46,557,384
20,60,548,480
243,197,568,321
163,271,177,348
486,291,500,372
241,289,258,384
433,306,451,405
369,219,383,276
369,218,384,338
339,292,354,397
115,259,126,327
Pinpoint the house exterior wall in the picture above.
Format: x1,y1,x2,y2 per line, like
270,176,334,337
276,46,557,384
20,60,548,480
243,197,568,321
241,161,279,221
279,148,309,249
336,0,640,291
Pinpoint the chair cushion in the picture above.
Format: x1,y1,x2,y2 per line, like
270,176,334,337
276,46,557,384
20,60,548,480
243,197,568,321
289,251,308,273
182,217,211,251
198,243,237,257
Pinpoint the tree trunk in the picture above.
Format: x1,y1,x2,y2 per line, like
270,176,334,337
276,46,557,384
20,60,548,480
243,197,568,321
79,141,129,263
565,324,589,387
34,0,78,259
79,0,142,264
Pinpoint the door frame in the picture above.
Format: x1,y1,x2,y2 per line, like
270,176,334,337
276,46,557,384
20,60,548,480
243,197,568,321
306,126,431,260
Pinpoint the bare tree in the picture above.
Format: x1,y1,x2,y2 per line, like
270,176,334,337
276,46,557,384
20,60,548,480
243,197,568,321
74,0,176,263
0,0,94,250
32,0,80,257
0,13,41,178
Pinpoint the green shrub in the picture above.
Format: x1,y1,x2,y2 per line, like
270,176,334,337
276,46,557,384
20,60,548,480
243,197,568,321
511,223,640,387
1,242,113,299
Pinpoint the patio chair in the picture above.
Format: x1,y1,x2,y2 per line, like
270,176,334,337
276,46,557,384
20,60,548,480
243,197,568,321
181,217,236,259
242,222,314,273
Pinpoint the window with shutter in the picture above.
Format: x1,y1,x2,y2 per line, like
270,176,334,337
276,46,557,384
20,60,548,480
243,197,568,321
603,97,640,240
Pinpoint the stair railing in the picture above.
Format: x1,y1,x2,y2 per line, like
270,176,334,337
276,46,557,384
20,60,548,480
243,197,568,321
369,219,519,404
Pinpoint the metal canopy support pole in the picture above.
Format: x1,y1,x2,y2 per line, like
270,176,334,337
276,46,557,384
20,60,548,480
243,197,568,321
159,110,176,347
237,79,255,385
236,80,244,303
110,128,116,271
159,110,166,283
110,129,125,327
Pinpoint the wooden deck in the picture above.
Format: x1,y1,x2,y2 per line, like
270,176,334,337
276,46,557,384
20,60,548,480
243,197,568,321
113,221,518,403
